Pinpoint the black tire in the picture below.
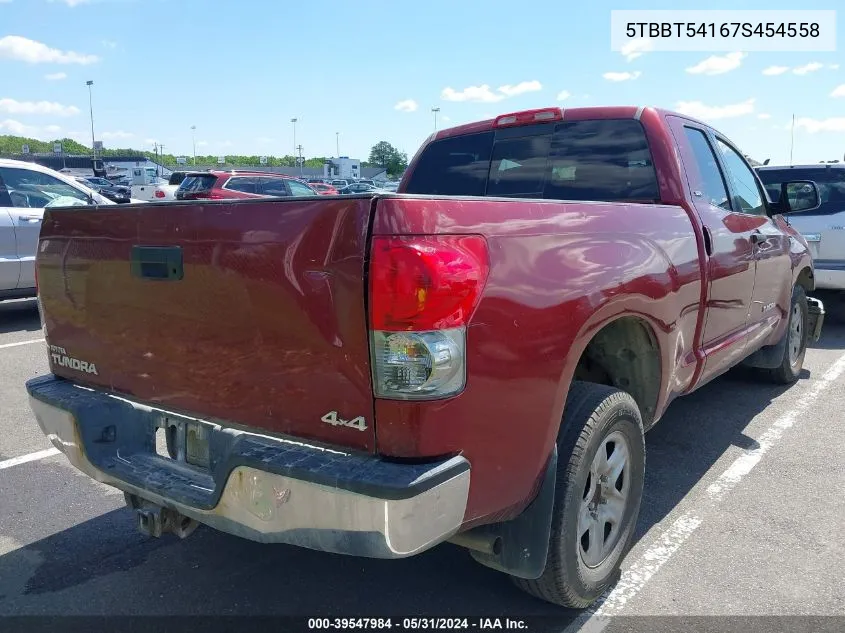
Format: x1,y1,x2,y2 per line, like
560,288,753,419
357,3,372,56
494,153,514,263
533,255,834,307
512,382,645,608
767,285,809,384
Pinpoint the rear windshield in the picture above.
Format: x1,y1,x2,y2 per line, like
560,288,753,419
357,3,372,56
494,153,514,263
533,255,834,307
168,172,187,186
757,167,845,216
404,119,660,202
179,174,217,193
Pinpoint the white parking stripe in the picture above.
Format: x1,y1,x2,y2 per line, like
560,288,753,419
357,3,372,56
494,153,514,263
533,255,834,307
0,447,60,471
0,338,45,350
567,351,845,632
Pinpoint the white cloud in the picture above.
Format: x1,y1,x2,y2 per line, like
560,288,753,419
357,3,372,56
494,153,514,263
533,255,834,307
831,64,841,70
762,65,790,76
497,80,542,97
441,85,504,103
757,113,772,120
44,72,67,81
101,130,133,140
620,38,653,62
45,124,61,133
557,90,572,101
394,99,418,112
49,0,91,6
602,71,641,82
0,98,80,116
686,52,745,76
832,84,845,98
441,115,452,122
255,136,274,144
0,119,37,135
794,117,845,133
218,141,233,148
793,62,824,75
101,40,117,49
0,35,99,65
675,98,755,120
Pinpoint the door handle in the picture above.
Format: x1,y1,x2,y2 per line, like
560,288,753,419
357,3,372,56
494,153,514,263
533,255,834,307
750,232,768,245
19,216,42,223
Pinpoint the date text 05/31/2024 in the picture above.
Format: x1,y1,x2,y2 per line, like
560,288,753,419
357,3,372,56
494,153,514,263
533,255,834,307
307,618,529,630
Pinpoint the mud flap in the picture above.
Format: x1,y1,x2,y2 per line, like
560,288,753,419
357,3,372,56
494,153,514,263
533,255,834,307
465,446,557,580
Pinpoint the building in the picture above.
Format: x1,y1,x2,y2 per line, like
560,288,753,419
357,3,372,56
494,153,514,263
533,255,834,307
0,153,169,179
323,157,360,180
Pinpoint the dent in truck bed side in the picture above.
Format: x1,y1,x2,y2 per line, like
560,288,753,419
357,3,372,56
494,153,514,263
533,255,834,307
370,195,704,524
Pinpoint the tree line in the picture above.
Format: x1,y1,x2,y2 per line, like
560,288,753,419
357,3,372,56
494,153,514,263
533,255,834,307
0,135,410,177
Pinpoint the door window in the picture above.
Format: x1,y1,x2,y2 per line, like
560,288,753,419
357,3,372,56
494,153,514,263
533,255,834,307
0,168,92,208
681,128,731,210
715,139,766,216
288,180,318,196
258,178,290,196
223,177,259,194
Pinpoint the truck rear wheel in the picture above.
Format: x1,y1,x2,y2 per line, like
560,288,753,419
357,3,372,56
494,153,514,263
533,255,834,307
513,382,645,608
766,285,809,384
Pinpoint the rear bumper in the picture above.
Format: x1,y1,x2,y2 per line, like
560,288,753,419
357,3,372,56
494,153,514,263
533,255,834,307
26,375,470,558
813,264,845,290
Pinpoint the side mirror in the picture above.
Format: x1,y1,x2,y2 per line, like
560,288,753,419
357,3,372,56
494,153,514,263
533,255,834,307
774,180,821,215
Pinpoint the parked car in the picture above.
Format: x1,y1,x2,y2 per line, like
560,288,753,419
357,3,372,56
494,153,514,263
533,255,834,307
338,182,382,194
76,176,131,204
0,158,115,301
379,181,400,192
26,106,823,610
310,182,340,195
756,163,845,311
175,170,319,200
357,179,376,186
330,179,349,189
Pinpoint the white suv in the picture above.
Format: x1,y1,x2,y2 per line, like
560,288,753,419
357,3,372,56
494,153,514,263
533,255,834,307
0,159,115,300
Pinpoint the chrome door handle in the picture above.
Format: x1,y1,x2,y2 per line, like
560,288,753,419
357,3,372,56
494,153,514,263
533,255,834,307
19,216,42,223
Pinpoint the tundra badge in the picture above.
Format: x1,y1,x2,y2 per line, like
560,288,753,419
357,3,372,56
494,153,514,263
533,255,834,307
321,411,367,431
48,345,99,375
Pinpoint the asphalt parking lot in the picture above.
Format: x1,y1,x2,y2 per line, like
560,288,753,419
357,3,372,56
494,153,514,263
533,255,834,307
1,297,844,630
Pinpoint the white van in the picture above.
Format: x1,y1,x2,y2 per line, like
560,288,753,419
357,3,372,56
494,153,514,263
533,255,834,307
757,164,845,295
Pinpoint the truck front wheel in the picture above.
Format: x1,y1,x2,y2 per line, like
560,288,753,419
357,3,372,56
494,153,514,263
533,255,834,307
513,382,645,608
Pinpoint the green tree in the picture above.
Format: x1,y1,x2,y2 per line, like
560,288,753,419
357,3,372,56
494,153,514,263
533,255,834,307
368,141,408,177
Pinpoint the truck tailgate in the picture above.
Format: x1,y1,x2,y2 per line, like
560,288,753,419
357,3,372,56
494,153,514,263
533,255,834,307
36,196,377,452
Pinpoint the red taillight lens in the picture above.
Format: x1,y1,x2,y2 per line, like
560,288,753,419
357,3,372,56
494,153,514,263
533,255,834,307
154,190,166,198
369,235,489,331
493,107,563,128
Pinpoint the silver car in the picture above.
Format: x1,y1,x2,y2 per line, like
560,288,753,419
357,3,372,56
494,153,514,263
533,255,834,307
0,158,115,301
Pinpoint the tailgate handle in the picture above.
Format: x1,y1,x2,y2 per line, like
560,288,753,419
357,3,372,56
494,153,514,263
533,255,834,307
131,246,184,281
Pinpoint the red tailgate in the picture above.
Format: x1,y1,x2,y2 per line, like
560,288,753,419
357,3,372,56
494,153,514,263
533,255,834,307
36,196,378,452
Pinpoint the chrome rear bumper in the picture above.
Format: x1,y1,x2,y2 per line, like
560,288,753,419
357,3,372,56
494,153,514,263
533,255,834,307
26,375,470,558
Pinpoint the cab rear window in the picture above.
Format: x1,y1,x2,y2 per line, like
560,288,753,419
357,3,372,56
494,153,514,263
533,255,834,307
404,119,660,202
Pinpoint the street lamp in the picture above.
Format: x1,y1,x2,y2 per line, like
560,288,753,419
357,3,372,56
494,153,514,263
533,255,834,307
291,118,298,159
336,132,340,157
86,80,96,155
432,107,440,131
191,125,197,165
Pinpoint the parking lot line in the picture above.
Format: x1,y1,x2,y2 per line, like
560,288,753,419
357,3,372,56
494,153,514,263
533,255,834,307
567,350,845,632
0,447,60,471
0,338,45,350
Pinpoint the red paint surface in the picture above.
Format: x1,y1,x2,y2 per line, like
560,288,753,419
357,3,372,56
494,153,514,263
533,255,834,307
36,106,813,526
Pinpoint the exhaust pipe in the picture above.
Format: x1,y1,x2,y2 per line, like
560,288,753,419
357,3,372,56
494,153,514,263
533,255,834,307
448,530,502,556
125,493,199,539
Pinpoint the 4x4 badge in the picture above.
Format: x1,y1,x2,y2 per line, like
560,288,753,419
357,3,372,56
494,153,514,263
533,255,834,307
321,411,367,432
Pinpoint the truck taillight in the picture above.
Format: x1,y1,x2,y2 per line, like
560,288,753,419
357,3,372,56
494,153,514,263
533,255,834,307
369,235,489,400
154,190,166,198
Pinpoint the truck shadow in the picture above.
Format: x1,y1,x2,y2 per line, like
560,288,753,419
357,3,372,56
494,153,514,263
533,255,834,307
1,325,844,622
0,299,40,334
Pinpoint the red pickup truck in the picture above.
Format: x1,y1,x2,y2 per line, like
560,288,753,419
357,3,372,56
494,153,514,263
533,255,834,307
27,106,824,608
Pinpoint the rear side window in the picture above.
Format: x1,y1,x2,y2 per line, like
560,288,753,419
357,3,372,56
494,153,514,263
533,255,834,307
258,178,290,196
405,131,494,196
288,180,318,196
757,168,845,216
179,174,217,194
404,120,659,202
225,177,259,193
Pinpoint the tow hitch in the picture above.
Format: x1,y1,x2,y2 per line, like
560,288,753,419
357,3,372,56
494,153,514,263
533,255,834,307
125,493,199,539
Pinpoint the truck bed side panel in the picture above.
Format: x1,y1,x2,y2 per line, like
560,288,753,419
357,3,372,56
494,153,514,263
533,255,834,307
371,196,703,523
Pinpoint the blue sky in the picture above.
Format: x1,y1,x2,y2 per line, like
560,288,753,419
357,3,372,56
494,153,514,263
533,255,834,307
0,0,843,165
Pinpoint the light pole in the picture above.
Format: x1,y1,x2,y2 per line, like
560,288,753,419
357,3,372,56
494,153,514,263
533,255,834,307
291,118,298,160
336,132,340,157
432,107,440,131
296,144,304,177
191,125,196,165
86,80,96,155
